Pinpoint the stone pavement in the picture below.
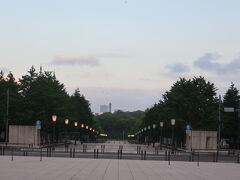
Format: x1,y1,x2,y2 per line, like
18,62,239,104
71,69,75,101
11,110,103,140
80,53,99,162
0,156,239,180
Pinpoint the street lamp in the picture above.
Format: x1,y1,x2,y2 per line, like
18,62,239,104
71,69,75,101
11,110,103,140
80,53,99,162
74,122,78,127
81,124,84,128
171,119,176,152
160,121,164,149
52,115,57,150
64,119,69,141
65,119,69,125
152,124,156,146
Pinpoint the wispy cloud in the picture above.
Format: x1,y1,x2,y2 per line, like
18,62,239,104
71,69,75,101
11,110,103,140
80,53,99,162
165,63,190,73
193,53,240,74
51,55,100,66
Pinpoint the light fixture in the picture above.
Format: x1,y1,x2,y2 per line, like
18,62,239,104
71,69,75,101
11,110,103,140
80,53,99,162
86,125,88,129
65,119,69,125
148,125,150,130
160,121,164,127
153,124,156,129
171,119,176,126
81,124,84,128
74,122,78,127
52,115,57,122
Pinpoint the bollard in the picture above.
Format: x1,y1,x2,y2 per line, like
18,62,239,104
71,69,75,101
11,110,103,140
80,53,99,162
11,149,13,161
141,150,143,160
165,151,167,161
40,148,42,161
70,148,72,158
120,150,122,160
144,151,146,160
97,149,99,159
192,152,194,162
73,148,75,158
216,150,219,162
94,149,96,159
49,146,52,157
117,150,119,159
168,151,170,165
237,152,240,163
197,152,199,166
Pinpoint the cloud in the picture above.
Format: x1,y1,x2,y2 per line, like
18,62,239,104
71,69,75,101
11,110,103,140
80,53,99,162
193,53,240,74
51,55,100,66
165,63,190,73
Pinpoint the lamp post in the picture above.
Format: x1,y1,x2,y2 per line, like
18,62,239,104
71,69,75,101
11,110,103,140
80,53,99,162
65,119,69,141
171,119,176,152
152,124,156,146
64,119,69,150
160,121,164,150
52,115,57,150
74,122,78,145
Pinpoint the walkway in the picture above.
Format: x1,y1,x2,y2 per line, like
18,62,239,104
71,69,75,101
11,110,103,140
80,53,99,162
0,156,239,180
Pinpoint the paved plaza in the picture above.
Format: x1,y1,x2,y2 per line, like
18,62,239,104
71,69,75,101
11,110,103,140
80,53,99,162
55,140,157,154
0,155,239,180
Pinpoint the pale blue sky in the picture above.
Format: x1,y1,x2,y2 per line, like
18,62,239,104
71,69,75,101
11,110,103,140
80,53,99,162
1,0,240,112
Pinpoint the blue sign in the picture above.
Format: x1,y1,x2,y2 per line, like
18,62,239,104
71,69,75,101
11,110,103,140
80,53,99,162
186,125,192,130
36,120,41,126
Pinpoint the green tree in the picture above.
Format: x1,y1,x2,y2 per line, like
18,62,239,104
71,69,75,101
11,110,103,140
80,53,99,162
140,76,219,145
222,83,240,143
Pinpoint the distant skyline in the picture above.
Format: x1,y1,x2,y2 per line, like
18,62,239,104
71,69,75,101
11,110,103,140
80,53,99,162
1,0,240,112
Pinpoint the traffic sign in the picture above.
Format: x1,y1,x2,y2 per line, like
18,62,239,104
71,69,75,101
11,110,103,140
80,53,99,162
224,107,234,112
36,120,41,126
186,125,192,130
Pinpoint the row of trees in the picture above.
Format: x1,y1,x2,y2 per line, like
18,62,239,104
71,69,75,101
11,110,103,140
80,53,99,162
137,76,240,147
94,110,144,139
0,66,97,143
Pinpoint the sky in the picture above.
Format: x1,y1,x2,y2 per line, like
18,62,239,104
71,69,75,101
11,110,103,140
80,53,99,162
1,0,240,112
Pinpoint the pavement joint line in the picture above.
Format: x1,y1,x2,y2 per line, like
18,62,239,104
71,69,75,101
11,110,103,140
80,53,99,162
100,159,111,180
126,160,135,180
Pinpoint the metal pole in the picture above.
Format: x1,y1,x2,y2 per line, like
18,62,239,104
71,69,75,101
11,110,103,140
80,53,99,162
171,125,174,152
218,95,221,150
160,127,163,150
53,122,55,151
11,149,13,161
40,148,42,161
5,88,9,144
168,151,170,165
197,152,199,166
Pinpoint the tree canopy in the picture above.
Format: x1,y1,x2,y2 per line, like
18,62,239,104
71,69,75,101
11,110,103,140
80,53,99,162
0,67,96,142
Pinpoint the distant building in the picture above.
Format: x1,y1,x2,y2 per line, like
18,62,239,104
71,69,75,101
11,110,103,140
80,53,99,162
100,105,109,113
